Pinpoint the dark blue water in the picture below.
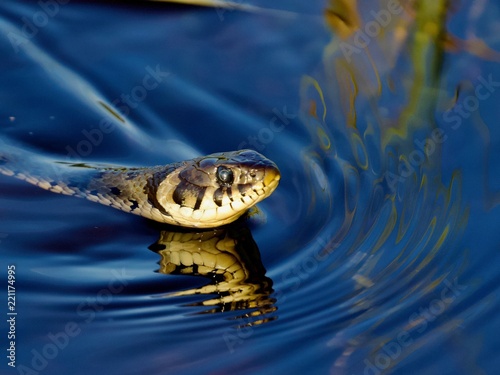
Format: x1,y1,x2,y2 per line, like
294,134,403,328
1,1,499,374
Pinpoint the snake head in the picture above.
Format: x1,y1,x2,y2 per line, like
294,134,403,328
157,149,280,228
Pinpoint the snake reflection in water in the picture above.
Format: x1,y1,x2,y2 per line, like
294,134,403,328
149,220,276,325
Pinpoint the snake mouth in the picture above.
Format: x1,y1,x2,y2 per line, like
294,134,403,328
263,164,280,192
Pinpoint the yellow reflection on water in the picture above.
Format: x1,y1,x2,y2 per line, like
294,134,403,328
297,1,482,371
149,222,276,326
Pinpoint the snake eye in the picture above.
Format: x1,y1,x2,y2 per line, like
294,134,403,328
216,166,234,187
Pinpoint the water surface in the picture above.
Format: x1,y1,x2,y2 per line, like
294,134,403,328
1,1,499,374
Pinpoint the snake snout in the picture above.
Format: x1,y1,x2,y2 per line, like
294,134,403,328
263,163,280,192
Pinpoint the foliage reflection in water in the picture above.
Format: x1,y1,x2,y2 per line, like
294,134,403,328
277,1,494,373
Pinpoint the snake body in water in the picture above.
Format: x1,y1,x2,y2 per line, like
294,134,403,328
0,142,280,228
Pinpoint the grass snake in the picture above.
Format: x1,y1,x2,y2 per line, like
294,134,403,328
0,143,280,228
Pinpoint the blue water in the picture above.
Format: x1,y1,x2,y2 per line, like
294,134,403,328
1,1,500,374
